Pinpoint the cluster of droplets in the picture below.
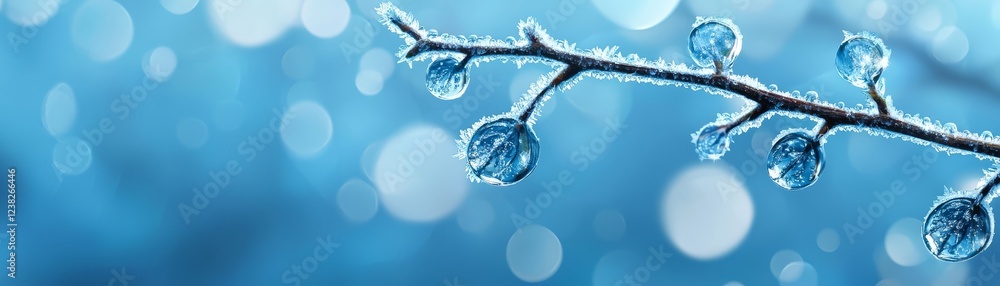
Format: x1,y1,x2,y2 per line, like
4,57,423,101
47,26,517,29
391,3,1000,264
688,18,827,190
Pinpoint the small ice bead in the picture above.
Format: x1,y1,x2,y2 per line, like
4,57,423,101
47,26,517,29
694,124,730,160
466,118,540,186
922,197,994,262
688,18,742,70
804,91,819,102
425,57,470,100
767,132,825,190
835,32,889,89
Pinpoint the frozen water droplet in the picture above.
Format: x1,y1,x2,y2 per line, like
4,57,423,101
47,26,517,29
688,17,742,71
982,131,994,141
791,90,801,98
768,84,778,91
836,31,889,88
425,57,470,100
922,196,993,262
943,122,958,133
466,118,540,186
767,132,825,190
804,91,819,102
693,124,730,160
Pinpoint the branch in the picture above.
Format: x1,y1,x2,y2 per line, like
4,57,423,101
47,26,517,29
377,4,1000,160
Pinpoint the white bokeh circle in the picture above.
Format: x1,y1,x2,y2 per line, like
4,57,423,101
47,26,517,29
337,178,379,223
160,0,199,15
662,164,754,260
507,224,563,283
591,0,679,30
42,83,76,137
143,46,177,82
301,0,350,38
280,100,334,157
207,0,302,47
71,0,134,61
373,124,468,222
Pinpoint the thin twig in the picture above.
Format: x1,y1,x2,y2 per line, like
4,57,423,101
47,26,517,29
381,6,1000,160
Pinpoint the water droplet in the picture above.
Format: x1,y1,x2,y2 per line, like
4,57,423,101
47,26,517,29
922,196,993,262
693,124,730,160
767,132,825,190
425,57,470,100
768,84,778,91
943,122,958,133
466,118,540,186
835,31,889,88
804,91,819,102
688,17,742,71
791,90,801,98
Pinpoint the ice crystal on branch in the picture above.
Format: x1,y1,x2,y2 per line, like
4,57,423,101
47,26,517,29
377,2,1000,262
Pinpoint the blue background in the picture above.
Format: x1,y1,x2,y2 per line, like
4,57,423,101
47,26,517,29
2,0,999,285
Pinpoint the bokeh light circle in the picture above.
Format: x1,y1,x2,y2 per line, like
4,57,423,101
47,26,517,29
176,118,209,149
143,46,177,82
662,164,754,260
337,178,379,223
280,100,334,157
71,0,134,61
42,83,76,137
506,224,563,283
301,0,350,38
207,0,302,47
373,125,468,222
160,0,199,15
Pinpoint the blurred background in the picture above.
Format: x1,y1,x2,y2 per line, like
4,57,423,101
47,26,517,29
0,0,997,285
